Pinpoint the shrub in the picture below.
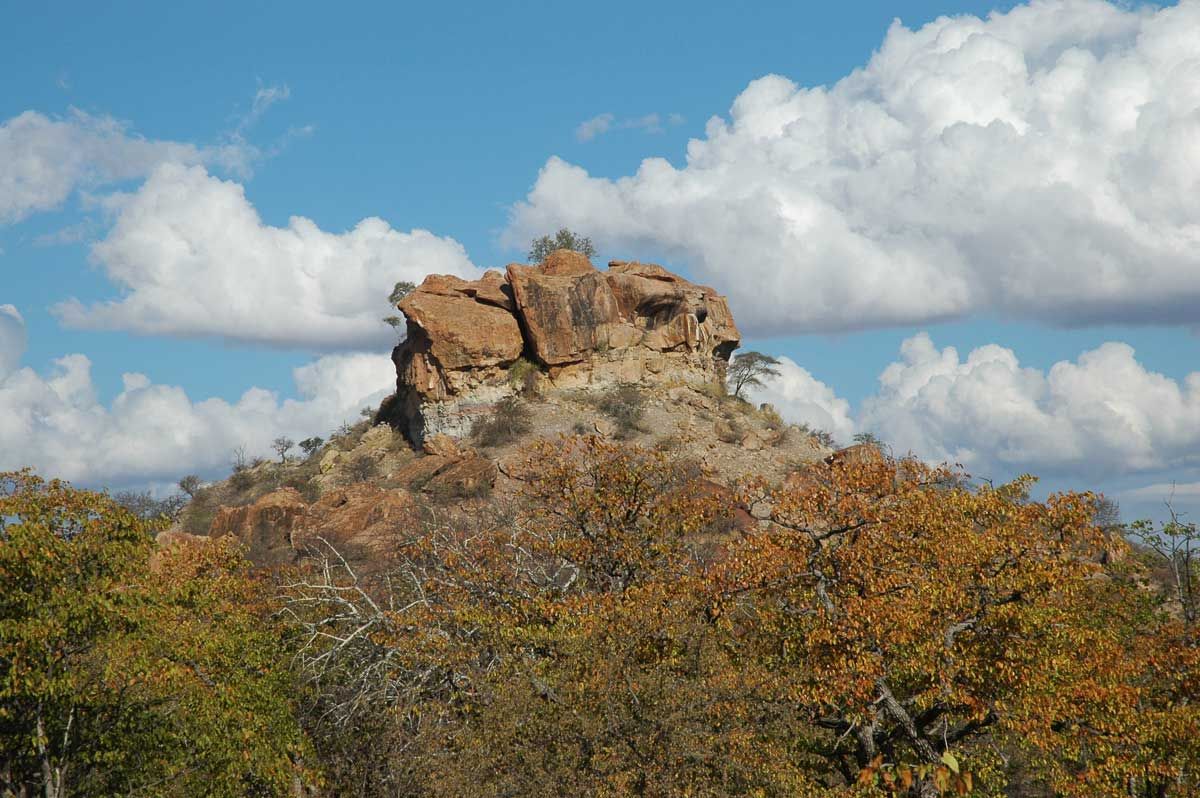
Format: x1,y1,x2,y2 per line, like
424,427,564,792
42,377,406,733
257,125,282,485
596,384,645,439
299,436,325,458
180,490,218,535
229,468,256,493
284,476,321,502
343,454,380,484
471,396,533,448
507,357,542,397
528,228,595,262
112,491,187,522
758,404,785,430
798,423,836,448
654,434,683,452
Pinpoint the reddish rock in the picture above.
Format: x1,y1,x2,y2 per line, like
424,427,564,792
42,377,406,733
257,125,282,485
541,249,597,276
208,488,310,566
422,433,464,459
423,455,498,497
389,250,741,444
398,287,523,372
392,454,453,486
505,261,623,365
301,484,417,552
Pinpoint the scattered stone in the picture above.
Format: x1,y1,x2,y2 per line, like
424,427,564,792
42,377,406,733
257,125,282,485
740,432,764,451
422,433,463,459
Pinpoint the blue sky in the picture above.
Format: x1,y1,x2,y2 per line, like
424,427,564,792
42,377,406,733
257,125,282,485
3,0,1200,524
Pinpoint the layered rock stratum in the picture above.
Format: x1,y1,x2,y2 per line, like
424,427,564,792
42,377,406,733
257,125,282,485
388,250,741,442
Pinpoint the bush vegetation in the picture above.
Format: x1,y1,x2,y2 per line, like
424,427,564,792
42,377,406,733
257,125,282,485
470,395,533,448
528,228,595,263
594,383,645,438
6,437,1200,797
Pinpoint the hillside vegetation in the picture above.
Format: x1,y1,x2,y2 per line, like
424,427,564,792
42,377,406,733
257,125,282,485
3,432,1198,797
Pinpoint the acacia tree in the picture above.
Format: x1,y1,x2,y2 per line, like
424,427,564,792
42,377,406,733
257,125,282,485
727,350,781,399
528,228,595,263
272,436,295,463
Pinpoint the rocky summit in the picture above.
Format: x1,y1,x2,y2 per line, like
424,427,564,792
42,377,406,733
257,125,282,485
388,249,741,443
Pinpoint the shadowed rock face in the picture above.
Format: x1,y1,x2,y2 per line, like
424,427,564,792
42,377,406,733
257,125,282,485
389,249,741,443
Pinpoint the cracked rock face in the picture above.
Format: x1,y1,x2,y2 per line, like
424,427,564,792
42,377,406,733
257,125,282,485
389,249,740,443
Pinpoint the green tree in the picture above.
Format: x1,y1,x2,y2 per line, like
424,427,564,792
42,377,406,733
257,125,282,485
528,228,595,263
177,473,202,498
384,279,417,330
272,436,295,463
0,471,310,797
726,350,781,399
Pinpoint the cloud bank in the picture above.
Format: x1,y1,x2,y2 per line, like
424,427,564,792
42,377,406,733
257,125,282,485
0,109,254,224
742,332,1200,486
55,163,482,349
0,309,394,487
510,0,1200,335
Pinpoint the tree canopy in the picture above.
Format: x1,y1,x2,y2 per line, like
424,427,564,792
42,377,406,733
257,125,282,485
528,228,596,263
727,350,782,399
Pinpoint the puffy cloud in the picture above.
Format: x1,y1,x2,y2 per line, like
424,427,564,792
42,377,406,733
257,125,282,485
0,109,252,224
509,0,1200,335
55,163,482,349
742,355,856,444
0,318,395,487
0,305,26,378
859,333,1200,481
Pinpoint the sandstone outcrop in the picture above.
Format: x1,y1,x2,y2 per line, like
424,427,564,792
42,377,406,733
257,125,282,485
389,250,740,443
208,484,420,565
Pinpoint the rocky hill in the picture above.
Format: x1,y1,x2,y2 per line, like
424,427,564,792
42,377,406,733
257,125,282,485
172,250,835,565
385,249,741,443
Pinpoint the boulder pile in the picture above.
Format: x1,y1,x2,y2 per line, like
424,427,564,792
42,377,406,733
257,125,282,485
388,250,740,443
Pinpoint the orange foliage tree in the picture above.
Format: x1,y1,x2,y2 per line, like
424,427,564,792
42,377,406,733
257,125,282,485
281,438,1199,797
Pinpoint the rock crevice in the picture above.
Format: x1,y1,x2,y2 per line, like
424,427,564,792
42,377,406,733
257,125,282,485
389,250,740,443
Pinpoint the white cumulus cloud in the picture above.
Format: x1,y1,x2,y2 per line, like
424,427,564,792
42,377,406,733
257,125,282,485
0,305,27,378
54,163,482,349
510,0,1200,335
742,354,856,443
859,333,1200,481
0,309,395,486
0,109,253,224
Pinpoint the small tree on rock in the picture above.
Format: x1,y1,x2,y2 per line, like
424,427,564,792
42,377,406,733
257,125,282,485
272,437,295,464
384,280,416,331
178,474,201,498
727,351,781,399
299,437,325,458
528,228,595,263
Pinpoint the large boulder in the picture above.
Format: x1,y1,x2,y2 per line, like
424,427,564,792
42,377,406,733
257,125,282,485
208,488,310,566
505,260,625,365
389,250,741,443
